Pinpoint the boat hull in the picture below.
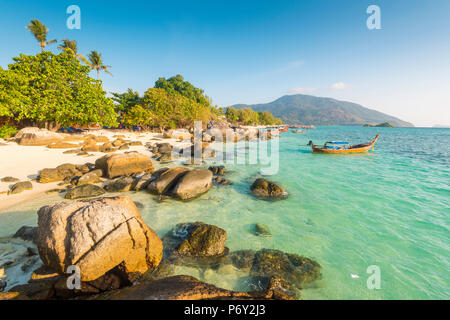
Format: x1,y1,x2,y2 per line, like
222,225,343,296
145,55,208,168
312,135,379,154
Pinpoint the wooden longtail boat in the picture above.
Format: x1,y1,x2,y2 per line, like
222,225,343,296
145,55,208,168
292,130,306,133
311,135,379,154
279,126,289,133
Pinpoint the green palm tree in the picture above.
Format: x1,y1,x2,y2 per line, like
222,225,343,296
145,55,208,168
25,19,57,52
86,50,112,80
58,39,88,63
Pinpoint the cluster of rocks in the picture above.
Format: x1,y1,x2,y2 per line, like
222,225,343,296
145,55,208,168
12,127,143,155
208,166,232,186
1,176,34,195
147,142,173,162
1,194,321,300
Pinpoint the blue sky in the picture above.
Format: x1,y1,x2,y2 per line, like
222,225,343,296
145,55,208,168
1,0,449,126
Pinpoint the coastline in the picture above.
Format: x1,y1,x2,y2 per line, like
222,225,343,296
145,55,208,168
0,129,193,212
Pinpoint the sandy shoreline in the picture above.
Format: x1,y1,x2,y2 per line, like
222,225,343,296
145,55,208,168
0,130,192,212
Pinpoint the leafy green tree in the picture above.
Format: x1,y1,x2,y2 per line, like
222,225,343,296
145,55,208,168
25,20,57,52
0,51,117,129
111,89,141,114
122,105,153,128
86,50,112,80
155,74,211,107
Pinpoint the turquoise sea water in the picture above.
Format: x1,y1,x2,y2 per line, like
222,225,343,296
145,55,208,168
1,126,449,299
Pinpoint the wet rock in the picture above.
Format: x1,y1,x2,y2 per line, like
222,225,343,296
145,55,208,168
250,249,321,289
8,181,33,195
253,223,271,237
228,250,255,271
208,166,225,175
147,167,188,195
213,176,232,186
133,201,145,209
250,178,287,199
37,196,163,282
64,184,105,199
131,173,153,191
172,168,213,200
157,153,172,162
95,152,154,178
104,176,134,192
1,176,19,182
91,275,258,300
13,226,38,243
0,279,6,292
164,222,227,259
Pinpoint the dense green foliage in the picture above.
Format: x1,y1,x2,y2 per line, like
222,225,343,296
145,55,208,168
0,51,117,128
225,106,282,125
111,89,141,114
155,74,211,107
0,123,18,139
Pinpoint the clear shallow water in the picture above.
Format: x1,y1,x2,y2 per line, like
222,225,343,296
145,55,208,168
1,126,449,299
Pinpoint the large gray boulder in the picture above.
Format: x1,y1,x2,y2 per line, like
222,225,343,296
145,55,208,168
37,196,163,282
147,167,188,195
172,168,212,200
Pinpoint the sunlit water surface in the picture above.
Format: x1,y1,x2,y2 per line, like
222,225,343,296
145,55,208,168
1,126,449,299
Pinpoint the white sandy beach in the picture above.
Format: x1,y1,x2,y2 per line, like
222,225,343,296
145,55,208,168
0,130,191,212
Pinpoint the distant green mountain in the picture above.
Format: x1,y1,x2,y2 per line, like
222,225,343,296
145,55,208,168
233,94,413,127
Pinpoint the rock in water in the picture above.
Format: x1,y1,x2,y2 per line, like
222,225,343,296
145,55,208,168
164,222,227,258
172,168,213,200
8,181,33,195
147,167,188,195
250,249,321,289
95,152,154,178
253,223,271,237
250,178,287,199
208,166,225,175
91,275,256,300
36,196,163,282
64,184,105,199
13,226,38,243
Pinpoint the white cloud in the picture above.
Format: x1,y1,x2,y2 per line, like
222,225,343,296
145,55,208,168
331,82,350,90
287,87,316,94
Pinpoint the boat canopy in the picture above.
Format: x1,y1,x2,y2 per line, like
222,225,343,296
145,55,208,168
325,141,349,145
